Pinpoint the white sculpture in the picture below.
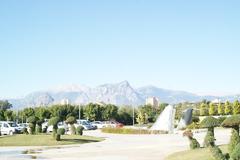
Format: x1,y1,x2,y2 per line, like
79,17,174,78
150,105,176,133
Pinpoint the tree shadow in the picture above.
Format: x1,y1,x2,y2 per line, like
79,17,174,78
60,138,99,143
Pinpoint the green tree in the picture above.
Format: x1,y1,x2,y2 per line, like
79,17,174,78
23,107,35,117
35,107,51,120
233,100,240,115
84,103,101,121
136,110,148,125
157,103,168,114
0,100,12,110
4,110,13,121
217,103,224,115
50,104,76,121
200,103,209,116
103,104,118,120
224,101,232,115
209,103,217,116
116,106,134,125
0,109,5,120
137,105,156,123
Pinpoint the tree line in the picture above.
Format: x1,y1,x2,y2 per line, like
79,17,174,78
199,100,240,116
1,99,239,126
0,100,168,125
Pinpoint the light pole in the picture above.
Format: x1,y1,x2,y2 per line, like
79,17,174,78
132,106,135,126
78,105,81,120
16,110,19,123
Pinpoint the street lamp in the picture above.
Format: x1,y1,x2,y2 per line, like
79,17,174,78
78,104,81,120
132,106,135,126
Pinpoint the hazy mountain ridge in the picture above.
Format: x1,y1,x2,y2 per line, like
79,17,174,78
5,81,240,109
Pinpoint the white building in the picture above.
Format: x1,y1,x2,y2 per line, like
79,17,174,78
145,97,159,107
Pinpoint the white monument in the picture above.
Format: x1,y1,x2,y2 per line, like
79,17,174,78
150,105,176,133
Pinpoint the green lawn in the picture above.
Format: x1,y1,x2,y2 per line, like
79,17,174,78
165,145,228,160
0,134,104,146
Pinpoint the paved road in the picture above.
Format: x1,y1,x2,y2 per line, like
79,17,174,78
37,128,231,160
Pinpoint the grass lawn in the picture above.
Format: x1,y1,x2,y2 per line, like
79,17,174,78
0,134,104,146
165,145,228,160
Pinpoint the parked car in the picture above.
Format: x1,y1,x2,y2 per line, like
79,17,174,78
47,121,68,133
0,121,20,135
18,123,28,129
17,123,28,132
102,121,124,128
74,119,97,130
91,121,104,129
42,119,49,131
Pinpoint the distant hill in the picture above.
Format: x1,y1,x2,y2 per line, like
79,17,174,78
4,81,240,109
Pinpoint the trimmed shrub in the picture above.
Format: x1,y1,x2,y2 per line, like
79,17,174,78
230,143,240,160
70,125,76,135
35,119,44,134
183,130,200,150
221,115,240,134
35,125,42,134
200,116,219,147
22,128,28,134
55,134,61,141
229,129,240,154
66,116,76,135
57,128,65,135
190,138,200,149
200,116,220,134
48,117,60,137
222,115,240,154
76,126,84,135
218,117,227,124
27,116,37,134
66,116,76,124
209,146,228,160
187,122,200,130
204,130,215,147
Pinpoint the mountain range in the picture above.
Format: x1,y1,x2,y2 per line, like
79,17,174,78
4,81,240,109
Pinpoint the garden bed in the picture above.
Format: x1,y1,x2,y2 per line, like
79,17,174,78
101,127,168,134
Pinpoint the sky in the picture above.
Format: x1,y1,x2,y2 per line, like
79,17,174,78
0,0,240,98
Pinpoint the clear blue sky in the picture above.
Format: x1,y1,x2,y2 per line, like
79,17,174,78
0,0,240,98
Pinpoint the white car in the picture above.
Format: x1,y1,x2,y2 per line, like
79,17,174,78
91,121,104,129
74,120,97,130
18,123,28,129
47,122,68,133
0,121,19,135
42,121,48,131
17,123,30,133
